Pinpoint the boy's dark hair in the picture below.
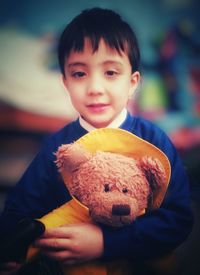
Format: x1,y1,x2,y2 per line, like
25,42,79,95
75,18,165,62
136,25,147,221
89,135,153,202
58,7,140,75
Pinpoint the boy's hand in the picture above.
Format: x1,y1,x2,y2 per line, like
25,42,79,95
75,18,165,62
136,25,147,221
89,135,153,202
33,223,104,265
0,262,21,275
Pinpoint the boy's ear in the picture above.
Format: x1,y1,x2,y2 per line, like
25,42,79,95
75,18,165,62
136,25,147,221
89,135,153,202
129,71,140,97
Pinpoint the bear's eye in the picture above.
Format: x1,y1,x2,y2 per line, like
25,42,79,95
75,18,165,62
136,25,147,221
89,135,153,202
104,184,110,192
122,188,128,193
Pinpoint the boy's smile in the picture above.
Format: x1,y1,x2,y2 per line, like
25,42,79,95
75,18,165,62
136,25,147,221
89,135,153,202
86,103,110,113
63,39,140,128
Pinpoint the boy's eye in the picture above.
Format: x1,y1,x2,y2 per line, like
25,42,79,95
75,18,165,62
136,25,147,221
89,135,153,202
71,71,86,78
105,70,118,77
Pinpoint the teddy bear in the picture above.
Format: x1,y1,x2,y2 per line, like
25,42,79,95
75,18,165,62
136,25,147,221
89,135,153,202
25,128,171,275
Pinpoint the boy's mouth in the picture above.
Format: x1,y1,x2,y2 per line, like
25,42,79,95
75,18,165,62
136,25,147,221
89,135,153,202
86,103,110,113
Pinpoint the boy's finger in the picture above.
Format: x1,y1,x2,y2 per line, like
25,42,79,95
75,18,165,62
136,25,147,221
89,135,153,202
34,237,72,250
42,249,73,260
41,226,74,238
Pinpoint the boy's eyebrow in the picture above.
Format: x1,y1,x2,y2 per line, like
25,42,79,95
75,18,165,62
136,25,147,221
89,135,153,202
102,60,123,67
67,62,87,68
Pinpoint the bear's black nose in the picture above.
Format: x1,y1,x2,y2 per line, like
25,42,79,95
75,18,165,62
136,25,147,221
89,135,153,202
112,204,130,216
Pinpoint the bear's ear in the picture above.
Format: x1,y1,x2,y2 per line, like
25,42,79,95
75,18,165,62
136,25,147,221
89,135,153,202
138,156,167,209
55,143,92,173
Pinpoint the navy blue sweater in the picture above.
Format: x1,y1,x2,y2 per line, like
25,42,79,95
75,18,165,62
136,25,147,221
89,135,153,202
0,113,193,260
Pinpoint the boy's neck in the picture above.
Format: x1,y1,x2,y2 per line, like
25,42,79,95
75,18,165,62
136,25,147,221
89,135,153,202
79,109,127,132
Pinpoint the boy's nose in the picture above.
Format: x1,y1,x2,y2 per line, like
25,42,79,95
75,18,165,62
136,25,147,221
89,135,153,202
87,76,105,95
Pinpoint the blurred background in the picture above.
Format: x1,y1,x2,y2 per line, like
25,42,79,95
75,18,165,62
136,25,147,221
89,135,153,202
0,0,200,274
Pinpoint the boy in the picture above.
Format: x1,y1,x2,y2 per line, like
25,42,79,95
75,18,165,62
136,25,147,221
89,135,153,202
0,7,193,274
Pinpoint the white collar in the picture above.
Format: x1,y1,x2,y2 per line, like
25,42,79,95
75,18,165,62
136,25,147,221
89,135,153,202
79,109,127,132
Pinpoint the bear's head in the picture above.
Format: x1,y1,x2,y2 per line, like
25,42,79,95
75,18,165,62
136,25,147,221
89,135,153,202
55,142,167,227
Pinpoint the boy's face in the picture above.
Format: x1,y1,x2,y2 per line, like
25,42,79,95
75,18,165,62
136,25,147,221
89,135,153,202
63,39,140,128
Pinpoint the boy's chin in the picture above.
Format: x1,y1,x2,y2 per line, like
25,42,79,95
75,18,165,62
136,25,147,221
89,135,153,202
89,120,112,128
83,116,113,128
